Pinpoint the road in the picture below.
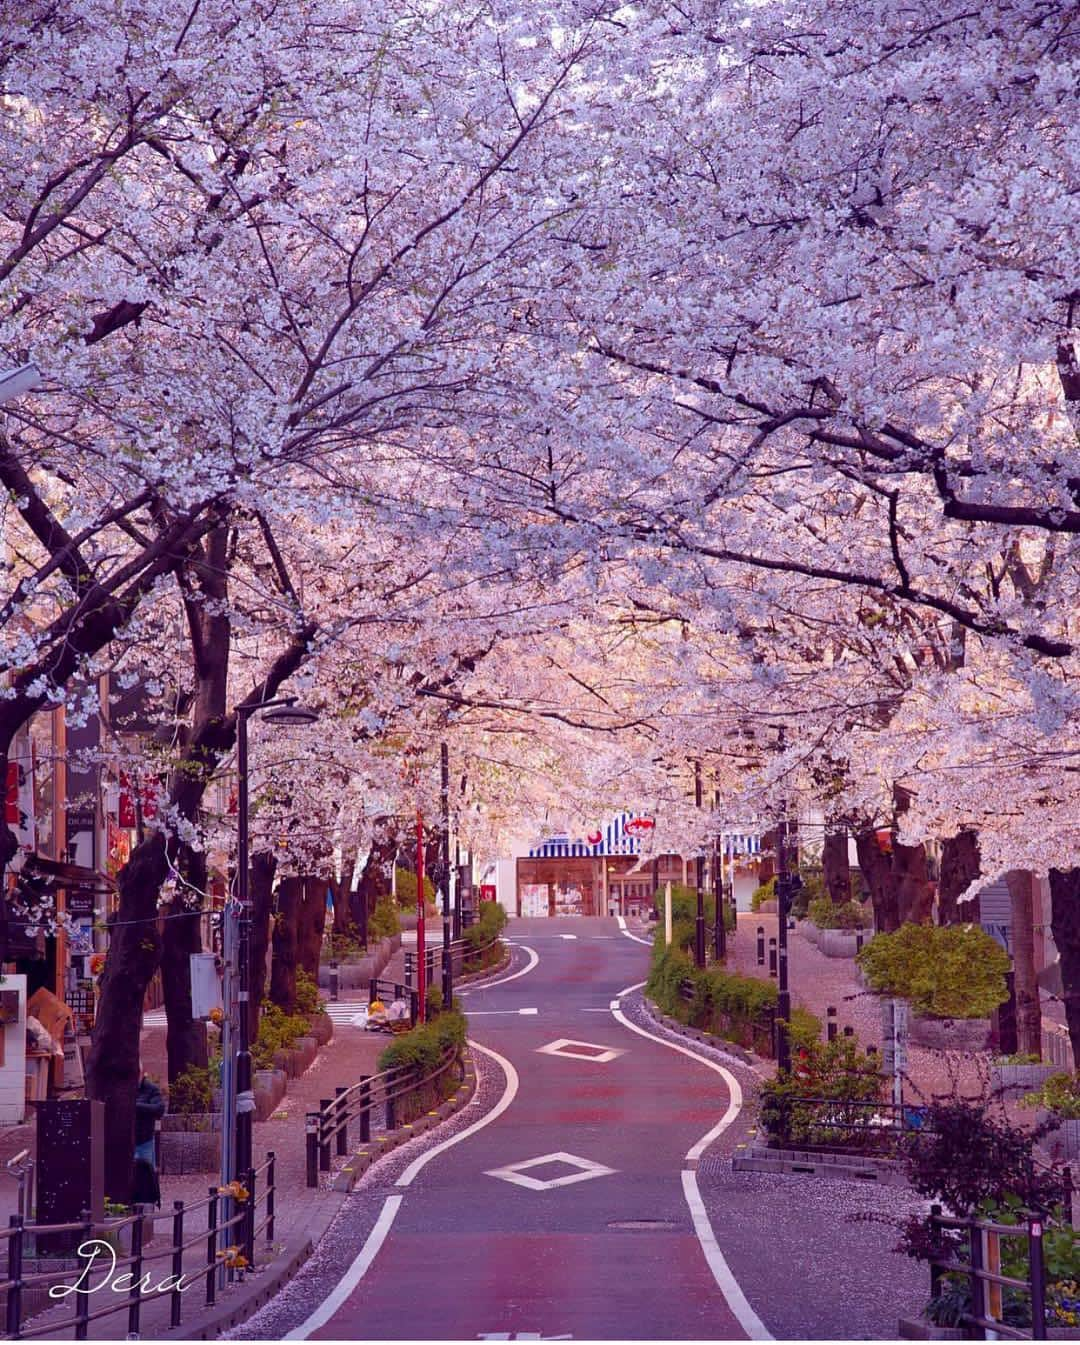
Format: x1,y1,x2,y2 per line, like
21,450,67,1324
288,917,764,1341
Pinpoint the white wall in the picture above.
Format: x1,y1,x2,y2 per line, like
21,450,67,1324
0,975,27,1125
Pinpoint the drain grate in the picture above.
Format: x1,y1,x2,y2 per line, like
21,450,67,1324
607,1219,681,1231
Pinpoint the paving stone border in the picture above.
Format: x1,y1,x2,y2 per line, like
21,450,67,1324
166,1051,477,1339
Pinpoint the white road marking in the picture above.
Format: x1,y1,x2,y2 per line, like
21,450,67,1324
559,933,577,940
459,944,539,994
468,1008,538,1017
618,923,653,946
285,1194,402,1339
610,999,772,1340
478,1334,572,1340
536,1038,625,1064
616,915,627,930
616,979,647,998
486,1151,616,1192
395,1039,519,1188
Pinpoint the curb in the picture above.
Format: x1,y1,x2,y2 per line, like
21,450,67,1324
455,945,512,989
641,996,764,1070
331,1054,477,1192
164,1052,477,1339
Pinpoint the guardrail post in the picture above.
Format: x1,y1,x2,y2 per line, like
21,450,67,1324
369,978,378,1004
171,1200,185,1329
404,952,414,987
319,1099,333,1171
409,991,418,1027
205,1187,218,1306
756,925,765,965
768,936,777,977
128,1203,145,1338
359,1077,371,1144
306,1113,320,1187
929,1205,943,1300
6,1213,23,1339
245,1166,257,1271
386,1087,397,1132
1029,1215,1047,1339
335,1087,349,1155
827,1006,837,1042
75,1208,93,1340
968,1217,986,1340
267,1152,276,1243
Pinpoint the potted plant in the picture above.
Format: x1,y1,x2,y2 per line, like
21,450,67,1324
160,1062,222,1175
856,923,1010,1051
1022,1074,1080,1161
991,1053,1057,1095
805,896,872,958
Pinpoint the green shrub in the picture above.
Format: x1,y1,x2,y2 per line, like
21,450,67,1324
856,922,1010,1019
168,1062,217,1115
394,866,435,911
252,1001,312,1070
751,877,777,911
295,968,325,1016
326,932,366,961
758,1032,884,1144
807,895,871,930
652,883,735,935
378,1009,467,1077
463,901,507,970
369,896,400,941
646,936,781,1054
1021,1072,1080,1119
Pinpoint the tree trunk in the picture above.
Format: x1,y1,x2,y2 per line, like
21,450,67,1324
270,876,300,1012
1006,869,1042,1058
330,845,358,941
1049,867,1080,1066
938,830,982,924
822,828,851,905
855,826,901,932
85,832,168,1202
894,838,934,924
248,851,277,1040
160,846,208,1086
296,875,328,980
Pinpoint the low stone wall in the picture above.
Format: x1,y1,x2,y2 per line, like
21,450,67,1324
317,934,400,989
908,1014,991,1052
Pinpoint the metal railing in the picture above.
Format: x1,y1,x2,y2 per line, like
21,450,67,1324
760,1094,931,1156
404,933,503,992
0,1152,275,1340
927,1205,1053,1339
306,1045,461,1187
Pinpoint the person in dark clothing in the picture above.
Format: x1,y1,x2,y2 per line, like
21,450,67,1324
133,1066,165,1207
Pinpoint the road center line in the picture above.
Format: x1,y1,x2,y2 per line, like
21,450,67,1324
285,1194,403,1340
610,998,772,1341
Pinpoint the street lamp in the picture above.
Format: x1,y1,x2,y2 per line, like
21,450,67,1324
225,696,319,1196
694,762,706,968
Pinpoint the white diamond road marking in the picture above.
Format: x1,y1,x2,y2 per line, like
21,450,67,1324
536,1037,625,1064
485,1151,617,1192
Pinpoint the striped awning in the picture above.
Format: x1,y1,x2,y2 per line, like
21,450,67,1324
529,812,641,859
722,833,762,858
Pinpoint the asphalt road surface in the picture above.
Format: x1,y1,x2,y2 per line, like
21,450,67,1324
289,917,765,1341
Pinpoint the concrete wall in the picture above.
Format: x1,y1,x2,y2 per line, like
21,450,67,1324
0,975,27,1125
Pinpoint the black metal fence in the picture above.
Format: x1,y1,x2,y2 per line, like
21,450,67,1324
0,1152,275,1340
927,1205,1053,1340
677,978,778,1058
760,1094,931,1156
306,1046,461,1187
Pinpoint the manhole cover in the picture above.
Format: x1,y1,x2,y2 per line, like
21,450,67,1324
607,1219,680,1231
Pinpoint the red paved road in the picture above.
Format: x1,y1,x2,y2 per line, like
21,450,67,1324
300,919,754,1341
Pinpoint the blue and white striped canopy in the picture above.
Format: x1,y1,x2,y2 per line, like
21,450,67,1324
528,815,761,860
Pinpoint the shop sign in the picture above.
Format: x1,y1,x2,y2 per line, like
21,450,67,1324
479,884,496,902
623,817,655,837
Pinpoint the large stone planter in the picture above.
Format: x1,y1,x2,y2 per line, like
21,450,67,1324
909,1014,992,1052
991,1062,1058,1094
159,1112,222,1174
755,899,778,915
817,928,868,959
898,1318,963,1340
253,1068,287,1121
308,1012,333,1046
1040,1115,1080,1162
294,1035,318,1073
273,1046,303,1078
800,922,820,947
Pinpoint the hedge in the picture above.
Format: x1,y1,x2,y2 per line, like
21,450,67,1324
653,884,736,939
856,922,1010,1019
463,901,507,970
377,1008,467,1122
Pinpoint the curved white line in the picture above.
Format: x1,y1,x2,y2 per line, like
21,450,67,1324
458,944,539,993
610,1002,772,1340
395,1039,519,1187
285,1194,402,1340
619,924,653,946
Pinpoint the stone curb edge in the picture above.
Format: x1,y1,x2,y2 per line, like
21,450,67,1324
454,943,512,989
164,1053,478,1340
640,995,765,1071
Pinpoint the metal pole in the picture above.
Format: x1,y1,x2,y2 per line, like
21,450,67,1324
713,797,725,962
775,808,791,1074
416,810,426,1023
664,880,672,948
440,742,452,1009
694,762,705,968
235,707,254,1181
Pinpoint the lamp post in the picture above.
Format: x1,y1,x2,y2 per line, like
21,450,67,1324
774,807,793,1075
227,697,318,1193
416,810,426,1024
439,743,452,1010
694,761,706,968
713,788,726,963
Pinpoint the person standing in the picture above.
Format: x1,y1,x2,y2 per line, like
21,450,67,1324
133,1065,165,1207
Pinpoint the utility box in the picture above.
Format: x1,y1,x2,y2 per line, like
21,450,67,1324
190,952,223,1019
36,1098,105,1252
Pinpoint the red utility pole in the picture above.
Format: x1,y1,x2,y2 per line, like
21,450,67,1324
416,809,426,1024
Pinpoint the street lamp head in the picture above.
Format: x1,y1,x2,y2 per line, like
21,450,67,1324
260,703,319,726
